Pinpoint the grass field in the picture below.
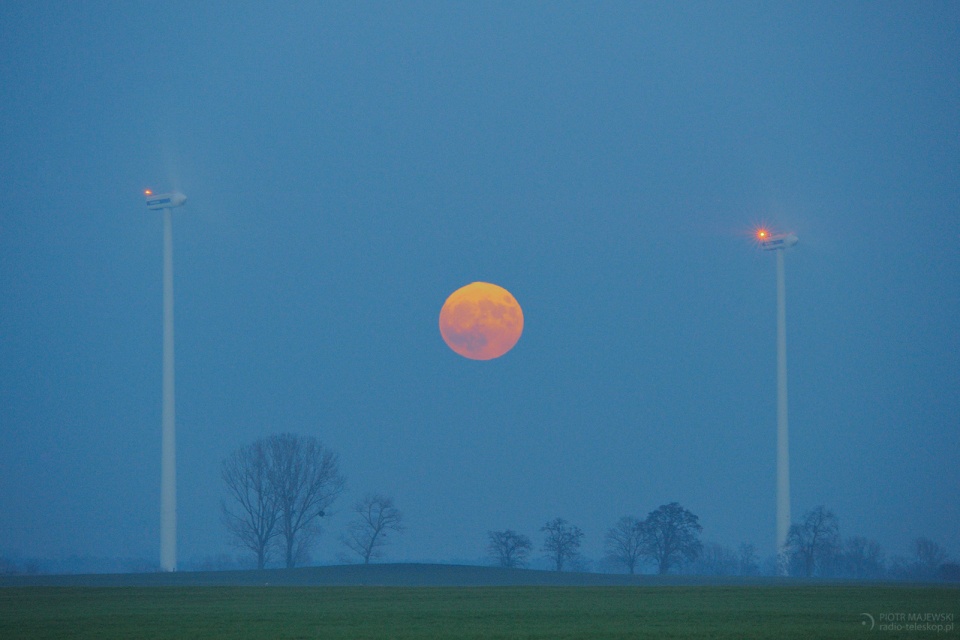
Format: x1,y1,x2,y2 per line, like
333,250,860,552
1,583,956,639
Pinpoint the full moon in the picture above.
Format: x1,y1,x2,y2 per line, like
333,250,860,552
439,282,524,360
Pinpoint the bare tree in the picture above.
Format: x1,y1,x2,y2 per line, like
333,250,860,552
604,516,644,574
487,530,533,568
737,543,760,576
222,433,345,569
541,518,584,572
220,439,279,569
785,505,840,577
912,537,949,580
841,536,885,579
269,433,346,568
341,494,404,564
639,502,703,575
691,542,739,576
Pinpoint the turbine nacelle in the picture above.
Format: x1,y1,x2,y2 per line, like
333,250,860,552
144,190,187,210
757,230,798,251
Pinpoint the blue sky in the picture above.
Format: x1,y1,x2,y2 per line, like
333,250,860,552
1,1,957,569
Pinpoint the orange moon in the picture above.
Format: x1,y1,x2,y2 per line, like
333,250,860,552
439,282,524,360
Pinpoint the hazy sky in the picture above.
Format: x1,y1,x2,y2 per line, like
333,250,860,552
1,1,957,569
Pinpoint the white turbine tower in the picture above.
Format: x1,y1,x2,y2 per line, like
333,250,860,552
757,228,798,575
145,189,187,572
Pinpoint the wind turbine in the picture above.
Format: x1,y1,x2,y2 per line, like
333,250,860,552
756,227,798,575
145,189,187,572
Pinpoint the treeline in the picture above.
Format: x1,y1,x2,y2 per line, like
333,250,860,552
221,433,948,580
216,435,960,580
4,434,955,579
488,503,705,575
780,505,958,581
486,503,959,581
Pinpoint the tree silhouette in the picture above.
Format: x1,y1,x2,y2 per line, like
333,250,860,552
785,505,840,577
639,502,703,575
541,518,584,572
605,516,644,574
341,494,404,564
220,439,279,569
221,433,344,569
487,530,533,568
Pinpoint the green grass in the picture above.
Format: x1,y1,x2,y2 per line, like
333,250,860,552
0,585,956,639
